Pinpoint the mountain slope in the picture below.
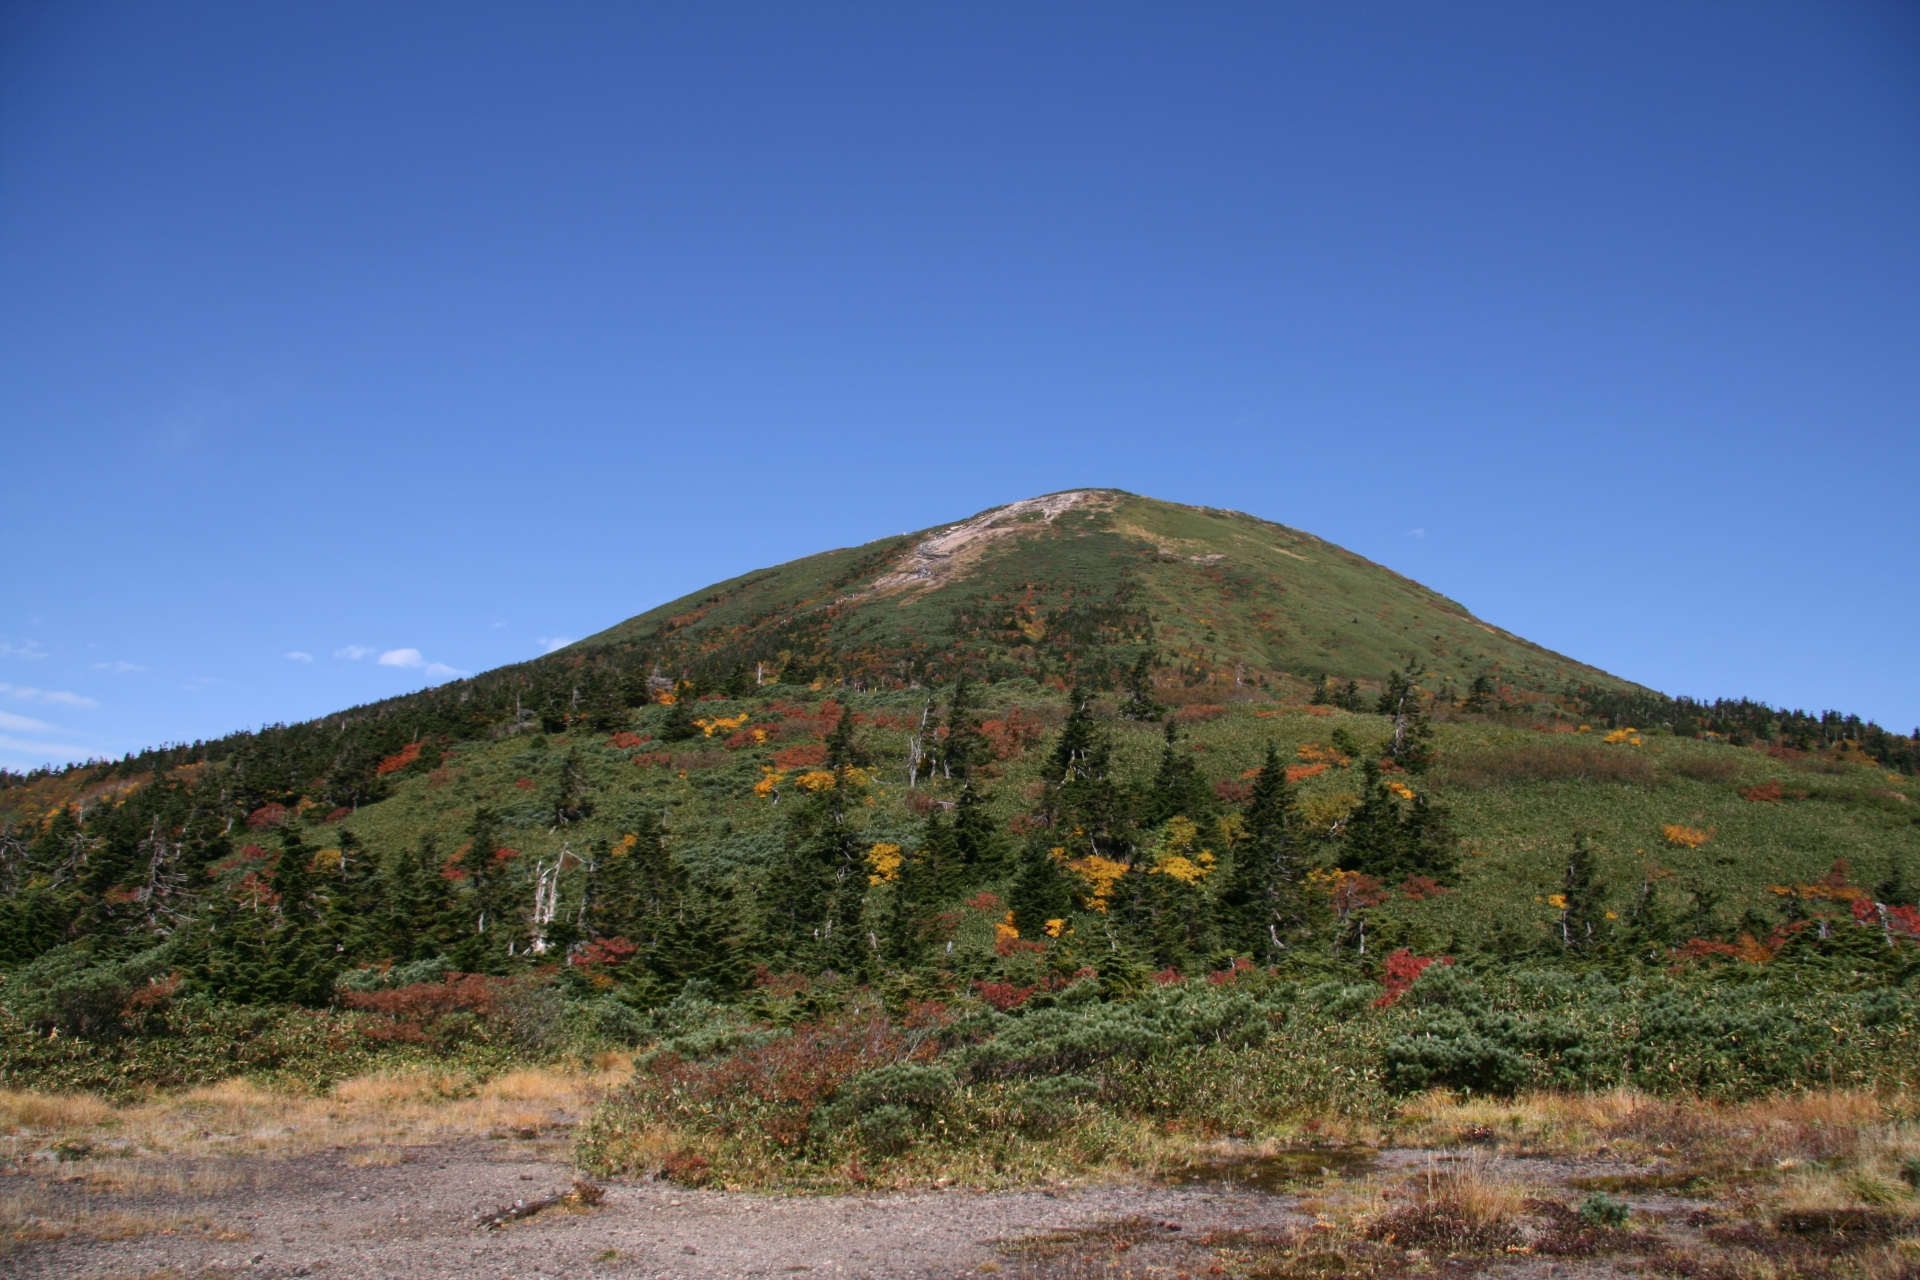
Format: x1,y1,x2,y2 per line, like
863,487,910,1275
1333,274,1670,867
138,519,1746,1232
578,489,1626,701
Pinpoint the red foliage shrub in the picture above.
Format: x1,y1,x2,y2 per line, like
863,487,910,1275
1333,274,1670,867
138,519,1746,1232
1401,876,1449,901
906,790,938,814
1741,782,1784,803
772,743,828,769
632,752,673,768
754,968,811,998
1213,780,1252,803
1173,704,1228,723
671,751,728,771
1151,966,1184,985
341,974,506,1044
1006,813,1045,835
514,777,534,789
723,730,756,750
607,731,648,749
660,1149,712,1185
976,982,1038,1011
375,741,423,776
1207,957,1256,985
246,803,288,829
322,806,353,822
995,935,1046,957
637,1014,937,1149
965,892,1002,913
980,708,1046,760
578,936,638,968
1374,948,1453,1007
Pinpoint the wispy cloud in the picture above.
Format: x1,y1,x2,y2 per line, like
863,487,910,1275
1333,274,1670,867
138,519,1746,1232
286,651,313,662
536,636,575,654
1408,528,1427,538
335,645,375,660
91,660,147,673
0,710,54,733
0,683,97,708
0,734,95,764
377,649,467,681
1,639,48,660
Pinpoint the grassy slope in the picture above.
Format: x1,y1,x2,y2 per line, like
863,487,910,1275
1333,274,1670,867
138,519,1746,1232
573,491,1631,698
331,686,1918,951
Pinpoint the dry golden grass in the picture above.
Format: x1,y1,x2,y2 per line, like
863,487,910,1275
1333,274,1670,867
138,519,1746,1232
0,1060,632,1169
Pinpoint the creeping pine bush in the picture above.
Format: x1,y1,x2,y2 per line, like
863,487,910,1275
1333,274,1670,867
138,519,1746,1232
1,939,179,1038
810,1063,956,1154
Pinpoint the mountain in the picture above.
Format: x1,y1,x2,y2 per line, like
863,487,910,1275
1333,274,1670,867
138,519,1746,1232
1,488,1915,1104
573,489,1627,701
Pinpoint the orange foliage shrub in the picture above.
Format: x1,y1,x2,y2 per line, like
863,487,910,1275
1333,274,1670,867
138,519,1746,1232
1213,780,1251,803
1741,782,1784,803
607,731,648,749
773,743,828,770
632,752,673,768
375,741,423,776
1662,824,1713,849
976,981,1039,1011
1286,763,1329,783
1173,704,1228,724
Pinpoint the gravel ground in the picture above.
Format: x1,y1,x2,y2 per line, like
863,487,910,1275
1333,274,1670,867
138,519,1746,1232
2,1138,1310,1279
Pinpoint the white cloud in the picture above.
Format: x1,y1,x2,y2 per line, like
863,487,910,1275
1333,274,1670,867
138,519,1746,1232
92,660,147,673
0,639,48,660
335,645,376,660
286,651,313,662
1408,528,1426,538
378,649,467,680
0,710,53,732
0,734,94,764
0,683,97,708
536,636,574,654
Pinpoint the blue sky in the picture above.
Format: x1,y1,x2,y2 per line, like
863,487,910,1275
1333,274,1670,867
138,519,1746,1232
1,1,1916,771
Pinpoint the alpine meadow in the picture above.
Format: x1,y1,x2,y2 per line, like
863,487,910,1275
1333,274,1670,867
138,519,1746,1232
5,490,1920,1272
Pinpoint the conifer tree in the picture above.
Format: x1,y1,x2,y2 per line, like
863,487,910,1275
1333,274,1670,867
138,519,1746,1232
548,747,593,828
658,691,698,742
1120,651,1164,721
1141,718,1213,827
1309,673,1329,706
387,835,456,963
327,829,385,963
761,768,869,976
1557,832,1609,951
1007,842,1074,940
1215,744,1301,958
939,678,987,779
1337,761,1456,886
950,782,1004,878
452,808,518,973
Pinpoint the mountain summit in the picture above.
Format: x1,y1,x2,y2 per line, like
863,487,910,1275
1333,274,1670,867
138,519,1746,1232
579,489,1624,701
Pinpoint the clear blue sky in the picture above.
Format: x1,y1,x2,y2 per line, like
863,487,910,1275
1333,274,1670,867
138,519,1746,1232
2,1,1916,771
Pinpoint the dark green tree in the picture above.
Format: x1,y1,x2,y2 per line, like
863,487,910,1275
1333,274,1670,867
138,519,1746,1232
1557,832,1609,951
1141,718,1214,827
1120,651,1164,720
760,768,869,976
939,678,987,779
1337,762,1456,887
1215,744,1302,958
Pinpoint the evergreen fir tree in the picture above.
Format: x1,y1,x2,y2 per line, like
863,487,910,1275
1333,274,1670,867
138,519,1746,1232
387,835,456,963
1120,651,1164,720
1337,762,1457,886
1141,718,1214,827
452,808,518,974
548,747,593,828
1309,673,1329,706
760,768,869,976
1215,744,1301,958
1557,832,1609,951
939,677,987,779
950,782,1005,878
1007,842,1074,940
658,692,698,742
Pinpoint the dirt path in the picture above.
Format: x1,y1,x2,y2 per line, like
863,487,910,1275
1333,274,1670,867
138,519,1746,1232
3,1138,1308,1279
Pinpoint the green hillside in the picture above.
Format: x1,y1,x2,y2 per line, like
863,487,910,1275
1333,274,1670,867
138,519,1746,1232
576,489,1626,700
1,490,1916,1160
